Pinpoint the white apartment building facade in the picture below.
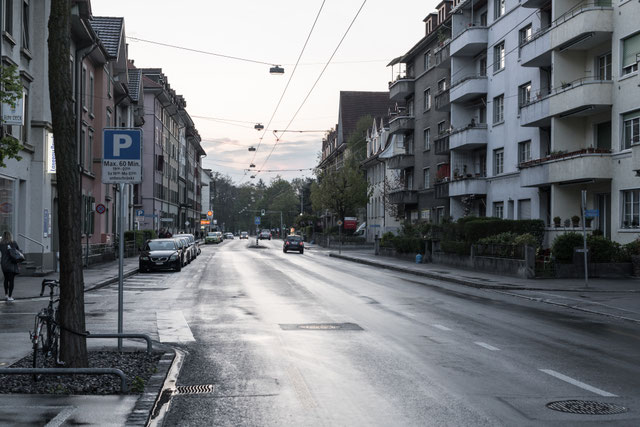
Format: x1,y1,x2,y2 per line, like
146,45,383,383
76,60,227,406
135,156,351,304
447,0,640,245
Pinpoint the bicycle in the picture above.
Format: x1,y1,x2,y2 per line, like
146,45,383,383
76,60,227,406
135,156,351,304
30,279,63,378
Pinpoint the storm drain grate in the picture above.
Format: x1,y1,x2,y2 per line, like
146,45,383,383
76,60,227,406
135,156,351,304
279,323,363,331
174,384,215,395
546,400,628,415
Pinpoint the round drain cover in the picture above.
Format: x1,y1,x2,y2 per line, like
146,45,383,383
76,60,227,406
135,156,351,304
298,324,341,330
546,400,628,415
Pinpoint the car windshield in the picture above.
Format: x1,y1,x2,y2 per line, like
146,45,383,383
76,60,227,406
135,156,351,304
146,241,175,251
287,236,302,242
207,232,216,236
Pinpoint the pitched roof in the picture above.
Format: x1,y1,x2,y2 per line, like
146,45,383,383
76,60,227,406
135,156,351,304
127,69,142,102
90,17,123,59
338,91,396,144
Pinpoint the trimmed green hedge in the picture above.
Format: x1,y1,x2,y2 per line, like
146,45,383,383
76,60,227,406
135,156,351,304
440,240,471,256
463,219,544,247
124,230,157,249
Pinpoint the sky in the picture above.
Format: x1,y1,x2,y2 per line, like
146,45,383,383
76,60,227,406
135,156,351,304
92,0,437,184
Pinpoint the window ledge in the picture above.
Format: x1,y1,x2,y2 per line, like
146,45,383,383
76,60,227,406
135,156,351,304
21,143,35,154
2,32,16,46
492,120,505,127
20,48,32,61
493,67,505,76
618,228,640,233
619,71,638,82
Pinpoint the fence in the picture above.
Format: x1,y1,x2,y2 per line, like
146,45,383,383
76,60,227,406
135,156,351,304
474,244,525,260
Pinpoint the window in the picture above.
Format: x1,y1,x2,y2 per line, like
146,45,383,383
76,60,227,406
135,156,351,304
518,199,531,220
406,170,414,190
437,78,447,93
87,129,94,173
480,11,487,26
479,100,487,124
479,55,487,76
493,95,504,123
4,0,13,35
623,110,640,149
494,0,505,19
81,66,87,110
519,24,532,46
494,148,504,175
518,140,532,164
21,0,29,50
435,207,445,224
424,88,431,110
622,33,640,75
622,189,640,228
106,110,111,127
81,127,86,169
424,50,431,70
424,128,431,150
438,121,446,135
493,201,504,218
423,168,430,189
421,209,431,221
493,42,505,72
518,82,531,110
89,73,94,115
20,88,28,144
598,52,612,81
406,136,414,154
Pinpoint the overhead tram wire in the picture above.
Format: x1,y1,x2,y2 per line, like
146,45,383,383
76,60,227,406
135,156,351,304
244,0,328,185
257,0,368,175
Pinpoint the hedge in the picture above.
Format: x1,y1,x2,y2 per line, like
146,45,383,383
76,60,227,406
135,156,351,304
463,219,544,247
551,232,584,263
440,240,471,256
124,230,157,249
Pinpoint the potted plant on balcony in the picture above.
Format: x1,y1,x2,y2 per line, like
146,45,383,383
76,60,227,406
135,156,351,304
585,216,594,228
571,215,580,228
553,216,562,228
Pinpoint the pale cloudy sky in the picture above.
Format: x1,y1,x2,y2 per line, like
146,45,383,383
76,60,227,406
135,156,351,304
92,0,437,183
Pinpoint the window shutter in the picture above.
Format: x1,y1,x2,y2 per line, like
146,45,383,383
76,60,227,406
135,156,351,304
623,33,640,67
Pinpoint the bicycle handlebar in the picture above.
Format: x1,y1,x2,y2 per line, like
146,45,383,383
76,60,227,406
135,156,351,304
40,279,59,297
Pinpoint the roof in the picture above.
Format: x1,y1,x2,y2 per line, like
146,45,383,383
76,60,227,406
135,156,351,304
339,91,396,144
127,69,142,102
89,17,123,59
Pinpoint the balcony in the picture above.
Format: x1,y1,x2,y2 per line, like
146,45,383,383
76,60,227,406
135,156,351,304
434,42,451,69
520,78,613,127
519,148,612,187
449,177,487,197
522,0,549,8
450,74,487,103
389,115,415,135
435,181,450,199
386,153,415,170
389,77,415,102
449,125,488,151
520,28,551,67
435,90,450,112
389,189,418,205
552,4,612,52
450,26,488,57
434,134,450,155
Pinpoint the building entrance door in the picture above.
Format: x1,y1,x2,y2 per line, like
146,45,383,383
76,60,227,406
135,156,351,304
597,193,611,239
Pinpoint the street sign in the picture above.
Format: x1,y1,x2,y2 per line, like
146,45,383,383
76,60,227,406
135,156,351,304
102,128,143,183
255,216,261,225
585,209,599,217
161,218,173,222
135,209,144,216
337,220,343,226
261,209,265,216
344,217,357,230
207,210,213,217
185,221,190,226
200,220,211,225
95,203,106,214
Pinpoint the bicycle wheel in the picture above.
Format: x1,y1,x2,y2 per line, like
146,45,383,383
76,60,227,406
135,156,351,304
31,318,45,380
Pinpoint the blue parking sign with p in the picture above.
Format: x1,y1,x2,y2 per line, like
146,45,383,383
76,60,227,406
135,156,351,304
102,128,143,183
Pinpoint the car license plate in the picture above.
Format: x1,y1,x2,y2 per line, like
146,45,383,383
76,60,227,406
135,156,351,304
155,262,164,265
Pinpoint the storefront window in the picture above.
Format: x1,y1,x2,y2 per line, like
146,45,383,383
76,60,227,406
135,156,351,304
0,178,14,235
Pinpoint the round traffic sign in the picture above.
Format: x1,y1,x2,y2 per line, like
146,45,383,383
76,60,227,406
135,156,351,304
207,211,213,217
337,220,343,226
96,203,106,214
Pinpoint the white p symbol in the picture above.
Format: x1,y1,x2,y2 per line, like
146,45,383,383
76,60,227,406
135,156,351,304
113,134,133,156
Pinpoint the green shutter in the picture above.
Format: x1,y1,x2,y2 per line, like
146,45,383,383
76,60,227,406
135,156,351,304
623,33,640,67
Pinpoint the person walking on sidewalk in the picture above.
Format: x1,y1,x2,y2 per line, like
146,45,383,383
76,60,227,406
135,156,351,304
0,231,21,301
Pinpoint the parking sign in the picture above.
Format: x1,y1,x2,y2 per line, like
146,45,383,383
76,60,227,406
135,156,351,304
102,128,143,183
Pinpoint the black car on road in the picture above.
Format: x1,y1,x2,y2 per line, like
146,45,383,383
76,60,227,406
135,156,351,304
283,235,304,254
139,239,184,272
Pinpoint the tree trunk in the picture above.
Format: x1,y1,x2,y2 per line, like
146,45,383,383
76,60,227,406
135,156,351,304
48,0,88,367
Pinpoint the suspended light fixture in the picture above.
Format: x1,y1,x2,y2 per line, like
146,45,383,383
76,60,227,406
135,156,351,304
254,123,264,131
248,146,256,152
250,175,256,179
269,65,285,75
250,163,256,168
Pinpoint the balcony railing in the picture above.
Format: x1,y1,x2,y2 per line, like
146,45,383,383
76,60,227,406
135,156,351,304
434,41,451,68
386,153,415,170
435,89,450,111
434,134,450,155
434,181,449,199
389,189,418,205
519,147,611,169
389,115,415,135
389,77,415,102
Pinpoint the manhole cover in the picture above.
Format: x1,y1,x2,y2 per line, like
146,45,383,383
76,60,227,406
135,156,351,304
546,400,628,415
174,384,214,395
279,323,363,331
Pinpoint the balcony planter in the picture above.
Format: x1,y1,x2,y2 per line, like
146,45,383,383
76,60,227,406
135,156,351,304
571,215,580,227
553,217,562,228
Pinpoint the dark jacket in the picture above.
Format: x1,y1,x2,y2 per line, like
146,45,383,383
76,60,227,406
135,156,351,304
0,242,21,274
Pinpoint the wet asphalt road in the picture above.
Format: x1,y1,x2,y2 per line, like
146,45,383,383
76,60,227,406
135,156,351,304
4,239,640,425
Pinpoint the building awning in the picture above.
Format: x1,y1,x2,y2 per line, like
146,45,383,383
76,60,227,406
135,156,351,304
387,56,405,67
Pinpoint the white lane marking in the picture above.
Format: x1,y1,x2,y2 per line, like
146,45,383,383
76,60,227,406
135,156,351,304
474,342,500,351
539,369,617,397
45,406,76,427
433,324,451,331
156,311,196,343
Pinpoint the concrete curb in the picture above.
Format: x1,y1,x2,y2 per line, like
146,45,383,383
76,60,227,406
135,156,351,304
84,268,139,293
126,346,176,426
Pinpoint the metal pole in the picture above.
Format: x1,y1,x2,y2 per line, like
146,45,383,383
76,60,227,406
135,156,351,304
581,189,588,288
280,211,283,239
118,183,125,351
339,223,342,255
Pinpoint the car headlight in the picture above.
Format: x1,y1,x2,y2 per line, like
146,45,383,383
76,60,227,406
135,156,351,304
169,254,178,260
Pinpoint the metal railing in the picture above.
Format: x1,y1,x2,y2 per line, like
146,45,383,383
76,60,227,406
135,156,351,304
18,234,44,273
474,244,525,260
451,73,487,89
521,76,612,108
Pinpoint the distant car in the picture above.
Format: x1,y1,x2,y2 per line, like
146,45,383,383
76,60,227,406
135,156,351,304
225,232,234,239
258,229,272,240
240,231,249,239
283,235,304,254
139,239,184,272
174,234,198,260
173,237,191,264
205,231,221,244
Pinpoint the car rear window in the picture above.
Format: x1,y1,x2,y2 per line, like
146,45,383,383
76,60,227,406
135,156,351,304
287,236,302,242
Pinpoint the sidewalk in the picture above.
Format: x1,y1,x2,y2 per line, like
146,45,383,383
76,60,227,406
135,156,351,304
329,249,640,323
5,256,140,300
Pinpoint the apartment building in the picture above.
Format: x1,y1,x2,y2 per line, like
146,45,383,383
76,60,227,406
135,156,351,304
386,1,453,224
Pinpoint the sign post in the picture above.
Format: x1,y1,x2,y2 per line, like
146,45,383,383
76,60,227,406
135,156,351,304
102,128,142,351
581,190,588,288
337,220,343,254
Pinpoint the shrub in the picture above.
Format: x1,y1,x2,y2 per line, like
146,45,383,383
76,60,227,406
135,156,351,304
514,233,538,247
623,238,640,256
551,232,583,263
381,232,395,248
440,240,471,256
587,235,624,263
393,236,424,254
124,230,157,249
477,232,518,245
